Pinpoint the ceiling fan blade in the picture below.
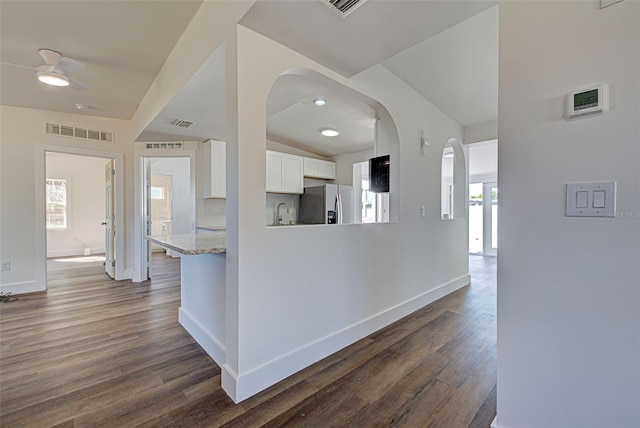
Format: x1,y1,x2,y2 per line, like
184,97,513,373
54,57,85,74
68,77,88,90
0,62,37,72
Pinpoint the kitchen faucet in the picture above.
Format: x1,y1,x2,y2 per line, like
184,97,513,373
277,202,288,225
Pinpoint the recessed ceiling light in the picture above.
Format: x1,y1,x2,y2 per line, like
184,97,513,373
37,72,69,87
320,128,339,137
313,99,327,106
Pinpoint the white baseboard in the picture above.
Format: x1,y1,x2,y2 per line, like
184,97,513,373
47,248,105,258
491,416,498,428
0,280,45,295
229,274,470,403
179,307,226,367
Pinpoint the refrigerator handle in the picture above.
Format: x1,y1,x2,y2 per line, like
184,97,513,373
337,194,343,224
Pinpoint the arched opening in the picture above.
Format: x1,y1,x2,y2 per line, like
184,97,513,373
264,68,400,226
441,138,466,219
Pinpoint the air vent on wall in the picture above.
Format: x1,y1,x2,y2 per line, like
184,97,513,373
322,0,368,17
171,119,194,128
145,142,184,150
45,122,113,143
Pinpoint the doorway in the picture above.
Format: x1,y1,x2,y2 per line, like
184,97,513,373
467,140,498,256
469,182,498,256
140,156,194,280
36,145,125,290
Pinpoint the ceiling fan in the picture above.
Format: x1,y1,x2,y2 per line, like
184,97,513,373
1,49,88,90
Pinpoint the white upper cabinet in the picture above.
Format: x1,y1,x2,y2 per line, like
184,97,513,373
266,151,284,192
203,139,226,199
266,150,303,194
303,157,336,180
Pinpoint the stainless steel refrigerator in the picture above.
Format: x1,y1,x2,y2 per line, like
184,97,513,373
299,184,354,225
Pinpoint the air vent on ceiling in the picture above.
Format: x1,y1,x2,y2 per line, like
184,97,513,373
145,142,184,150
45,122,113,143
171,119,194,128
322,0,368,17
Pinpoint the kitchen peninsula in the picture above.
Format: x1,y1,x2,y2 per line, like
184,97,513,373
147,232,227,367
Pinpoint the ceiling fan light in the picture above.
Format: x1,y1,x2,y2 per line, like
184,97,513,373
38,72,69,87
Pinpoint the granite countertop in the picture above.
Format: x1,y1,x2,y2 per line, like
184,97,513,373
147,232,226,255
196,225,226,231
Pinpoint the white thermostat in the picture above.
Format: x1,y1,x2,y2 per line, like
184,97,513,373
565,84,609,120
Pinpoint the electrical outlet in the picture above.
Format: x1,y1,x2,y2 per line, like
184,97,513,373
1,261,10,271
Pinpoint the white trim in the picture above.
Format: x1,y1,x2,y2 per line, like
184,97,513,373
179,307,226,365
36,144,126,290
491,416,498,428
226,274,470,403
133,142,197,282
221,364,239,402
46,248,106,258
0,280,43,295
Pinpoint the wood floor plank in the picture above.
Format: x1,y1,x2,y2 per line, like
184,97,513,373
0,253,497,427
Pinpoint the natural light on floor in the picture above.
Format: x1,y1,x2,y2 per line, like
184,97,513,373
54,256,106,263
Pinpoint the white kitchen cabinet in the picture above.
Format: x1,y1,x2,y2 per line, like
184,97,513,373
303,157,336,180
266,150,303,194
203,139,226,199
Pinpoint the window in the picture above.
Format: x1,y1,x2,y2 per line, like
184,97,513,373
46,178,68,229
151,186,165,199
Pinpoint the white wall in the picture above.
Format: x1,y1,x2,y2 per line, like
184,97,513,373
228,26,468,401
331,148,374,186
0,106,134,294
498,1,640,426
46,153,108,257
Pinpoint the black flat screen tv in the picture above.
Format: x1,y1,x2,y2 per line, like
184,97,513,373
369,155,390,193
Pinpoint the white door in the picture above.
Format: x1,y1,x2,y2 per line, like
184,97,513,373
104,160,115,278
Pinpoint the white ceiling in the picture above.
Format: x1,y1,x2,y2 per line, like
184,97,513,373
266,74,376,157
382,6,498,127
0,1,202,119
0,0,498,154
239,0,497,78
138,44,227,142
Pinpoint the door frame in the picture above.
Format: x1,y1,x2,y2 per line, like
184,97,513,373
483,182,497,257
133,143,197,282
36,144,126,289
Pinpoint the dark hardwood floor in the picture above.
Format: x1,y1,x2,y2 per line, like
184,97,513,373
0,253,496,427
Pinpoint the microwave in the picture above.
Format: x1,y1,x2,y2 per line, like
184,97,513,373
369,155,390,193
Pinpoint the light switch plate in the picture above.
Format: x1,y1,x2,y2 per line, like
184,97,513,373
566,181,616,217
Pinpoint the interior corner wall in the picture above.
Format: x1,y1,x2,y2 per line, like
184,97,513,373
497,1,640,426
230,25,468,402
45,154,108,257
0,106,134,294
